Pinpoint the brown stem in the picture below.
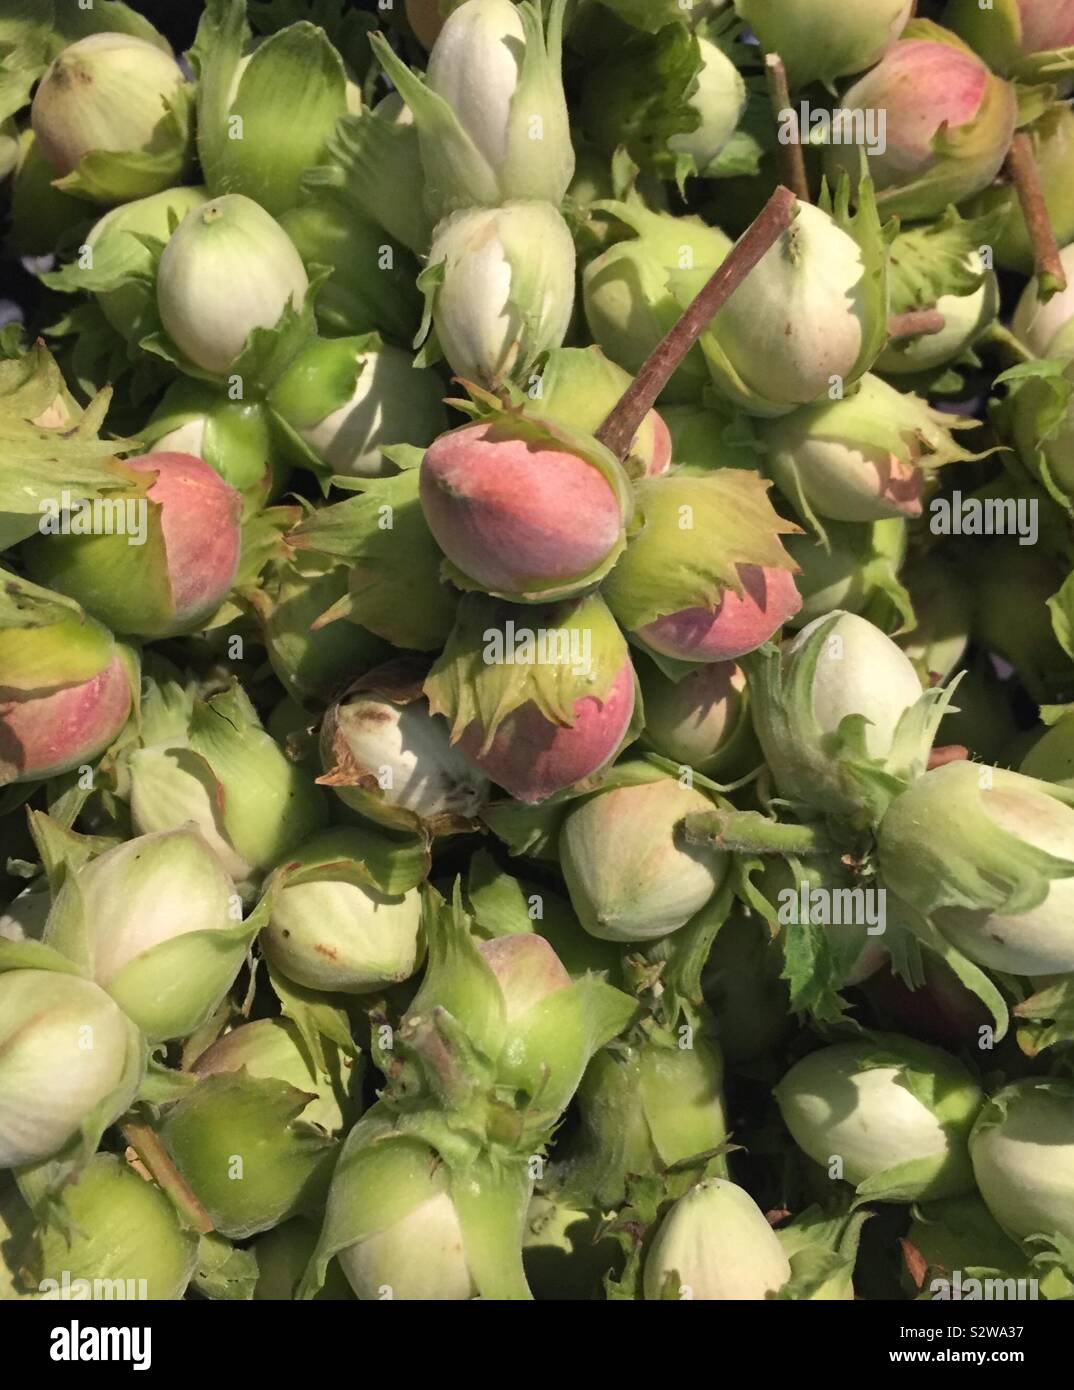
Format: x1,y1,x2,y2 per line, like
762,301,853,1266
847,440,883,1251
887,309,946,342
1004,132,1067,296
121,1120,214,1235
927,745,969,771
596,185,798,461
763,53,810,204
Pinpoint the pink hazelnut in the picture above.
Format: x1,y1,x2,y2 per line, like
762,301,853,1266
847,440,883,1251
460,658,636,803
639,565,802,663
419,421,629,600
0,652,131,784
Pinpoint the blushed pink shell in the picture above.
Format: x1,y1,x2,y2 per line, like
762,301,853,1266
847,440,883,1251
1018,0,1074,54
420,422,623,594
478,934,572,1016
642,660,746,765
646,411,672,477
790,442,925,521
127,451,242,623
875,454,924,518
850,40,989,172
639,565,801,663
0,652,131,783
459,659,636,803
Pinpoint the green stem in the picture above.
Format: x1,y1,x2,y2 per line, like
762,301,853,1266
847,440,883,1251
397,1008,480,1112
682,809,833,856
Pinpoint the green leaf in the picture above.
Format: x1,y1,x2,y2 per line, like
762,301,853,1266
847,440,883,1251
289,467,458,650
775,1198,867,1288
0,344,140,525
602,470,799,631
425,590,628,749
824,174,891,386
248,0,375,78
306,106,432,254
0,2,172,124
701,77,772,182
480,796,570,861
190,0,250,194
368,31,500,218
591,0,691,33
451,1154,534,1300
406,887,508,1070
273,821,429,897
159,1071,338,1237
853,1155,963,1207
887,206,1005,316
53,86,195,204
886,897,1009,1043
137,1054,200,1107
234,504,300,589
580,25,703,173
465,850,539,938
26,808,115,891
267,960,360,1073
45,299,172,406
205,23,348,215
1013,976,1074,1053
0,937,84,976
191,1232,259,1301
1048,570,1074,663
880,761,1074,918
642,876,734,1031
55,1,174,52
0,571,114,692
